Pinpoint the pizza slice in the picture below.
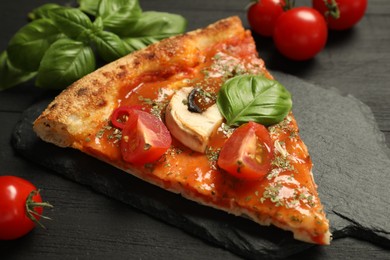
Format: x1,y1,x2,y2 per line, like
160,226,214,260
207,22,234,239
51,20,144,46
33,16,331,245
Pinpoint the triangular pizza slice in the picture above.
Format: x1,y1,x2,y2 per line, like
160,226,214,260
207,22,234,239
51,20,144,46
33,16,331,245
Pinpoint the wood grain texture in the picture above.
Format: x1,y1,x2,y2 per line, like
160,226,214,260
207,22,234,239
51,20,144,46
1,0,389,259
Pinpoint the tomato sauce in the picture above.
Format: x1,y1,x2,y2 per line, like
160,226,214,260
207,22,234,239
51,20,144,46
83,31,329,244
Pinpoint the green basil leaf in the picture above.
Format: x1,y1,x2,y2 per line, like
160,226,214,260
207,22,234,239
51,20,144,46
76,16,105,43
0,51,36,91
92,31,128,62
121,11,187,37
36,38,96,89
121,11,187,53
97,0,142,35
93,16,104,32
122,35,164,53
48,7,94,40
28,3,62,20
7,19,63,72
217,75,292,126
77,0,100,16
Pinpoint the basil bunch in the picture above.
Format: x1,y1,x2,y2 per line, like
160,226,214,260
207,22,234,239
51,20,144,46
217,75,292,126
0,0,187,91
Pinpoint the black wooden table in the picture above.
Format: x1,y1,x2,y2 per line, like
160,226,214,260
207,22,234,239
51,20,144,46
1,0,389,259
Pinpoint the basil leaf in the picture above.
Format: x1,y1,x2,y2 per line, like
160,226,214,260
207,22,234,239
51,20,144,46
121,11,187,52
93,16,104,32
120,11,187,37
122,35,164,53
77,0,100,16
97,0,142,35
76,16,104,43
7,19,63,72
0,51,36,91
36,38,96,89
28,3,62,20
217,75,292,126
92,31,128,62
48,8,94,40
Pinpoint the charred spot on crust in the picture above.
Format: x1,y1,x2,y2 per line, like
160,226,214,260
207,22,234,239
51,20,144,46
117,65,128,79
144,52,156,61
92,79,100,86
102,72,111,78
49,103,57,110
116,71,127,79
133,59,141,67
77,87,88,96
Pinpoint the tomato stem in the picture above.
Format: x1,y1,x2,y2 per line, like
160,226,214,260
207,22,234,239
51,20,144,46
25,189,53,229
322,0,340,19
283,0,295,11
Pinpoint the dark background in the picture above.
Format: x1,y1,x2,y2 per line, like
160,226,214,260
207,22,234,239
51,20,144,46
0,0,389,259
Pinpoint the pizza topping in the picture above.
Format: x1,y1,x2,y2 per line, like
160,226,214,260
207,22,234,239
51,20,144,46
217,75,292,127
217,122,274,181
119,108,171,165
165,87,223,153
110,105,142,129
138,88,172,119
205,146,221,169
187,88,217,113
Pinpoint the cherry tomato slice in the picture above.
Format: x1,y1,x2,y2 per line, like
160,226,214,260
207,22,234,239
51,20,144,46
0,176,43,240
247,0,286,37
111,105,143,130
312,0,367,30
121,109,171,164
273,7,328,60
218,122,274,181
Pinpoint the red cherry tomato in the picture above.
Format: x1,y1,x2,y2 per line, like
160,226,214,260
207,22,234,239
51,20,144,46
312,0,367,30
247,0,286,37
0,176,51,240
120,109,171,164
218,122,274,181
273,7,328,61
110,105,143,129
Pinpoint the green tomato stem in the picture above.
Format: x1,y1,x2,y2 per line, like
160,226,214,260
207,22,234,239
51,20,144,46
322,0,340,19
25,189,53,229
284,0,295,11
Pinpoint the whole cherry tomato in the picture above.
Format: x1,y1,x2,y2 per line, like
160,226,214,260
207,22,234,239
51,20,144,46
312,0,367,30
218,122,274,181
247,0,286,37
119,108,172,164
273,7,328,61
0,176,52,240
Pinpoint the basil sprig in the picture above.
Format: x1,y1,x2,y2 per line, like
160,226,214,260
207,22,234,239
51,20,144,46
0,0,187,91
0,52,36,91
35,39,96,89
7,19,63,72
217,75,292,126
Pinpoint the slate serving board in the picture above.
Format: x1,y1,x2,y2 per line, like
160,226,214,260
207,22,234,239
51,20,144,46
12,71,390,259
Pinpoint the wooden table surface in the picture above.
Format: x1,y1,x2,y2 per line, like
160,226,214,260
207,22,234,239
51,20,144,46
1,0,389,259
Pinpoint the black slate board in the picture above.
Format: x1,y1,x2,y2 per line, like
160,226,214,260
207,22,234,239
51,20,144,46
12,71,390,259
